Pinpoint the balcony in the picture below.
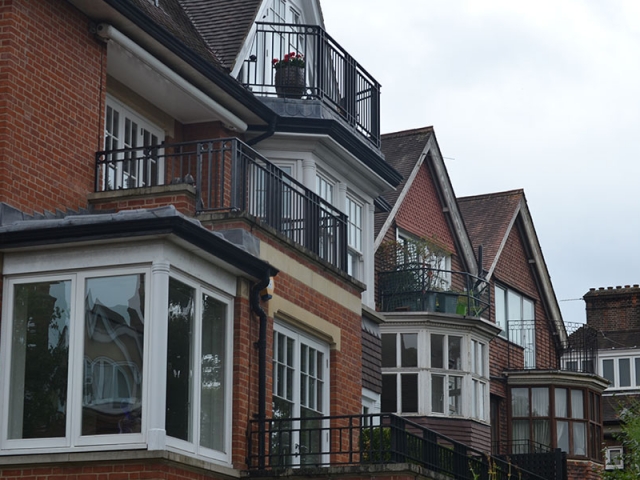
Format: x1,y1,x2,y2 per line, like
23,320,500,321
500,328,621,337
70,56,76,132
247,413,547,480
95,138,347,272
240,22,381,148
501,320,598,372
377,263,490,316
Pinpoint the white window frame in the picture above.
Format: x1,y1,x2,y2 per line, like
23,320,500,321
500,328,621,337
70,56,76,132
1,267,151,452
272,321,330,466
600,353,640,390
605,446,624,470
495,285,536,369
164,272,234,462
103,95,165,190
395,230,451,290
380,329,489,421
346,194,363,280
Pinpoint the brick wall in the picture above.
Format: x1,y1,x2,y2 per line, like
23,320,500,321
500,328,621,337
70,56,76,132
585,285,640,332
0,0,104,214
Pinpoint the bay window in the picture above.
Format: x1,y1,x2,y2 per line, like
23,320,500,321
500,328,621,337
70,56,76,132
380,330,489,421
1,243,237,463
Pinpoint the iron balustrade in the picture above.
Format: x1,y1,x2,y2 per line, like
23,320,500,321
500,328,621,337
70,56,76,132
95,138,348,271
241,22,381,148
494,441,567,480
377,263,490,317
501,320,598,372
247,413,547,480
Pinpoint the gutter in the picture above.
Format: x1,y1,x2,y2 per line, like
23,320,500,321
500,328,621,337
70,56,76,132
96,24,248,132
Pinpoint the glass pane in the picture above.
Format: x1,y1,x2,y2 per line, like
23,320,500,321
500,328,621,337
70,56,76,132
9,281,71,439
381,334,396,368
83,274,144,435
620,358,631,387
401,333,418,367
449,376,462,415
603,359,614,384
571,390,584,419
432,375,444,413
401,374,418,413
555,388,567,417
495,286,506,335
431,334,444,369
512,420,530,451
572,422,586,456
636,358,640,386
381,375,397,412
448,336,461,370
532,388,549,416
200,293,227,452
557,420,569,452
166,278,195,442
511,388,529,417
533,419,550,446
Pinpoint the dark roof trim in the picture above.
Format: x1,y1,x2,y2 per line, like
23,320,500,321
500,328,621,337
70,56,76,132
104,0,276,123
250,117,402,187
374,196,392,213
0,214,277,280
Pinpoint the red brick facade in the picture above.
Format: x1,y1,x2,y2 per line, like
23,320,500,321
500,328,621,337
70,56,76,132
0,0,104,214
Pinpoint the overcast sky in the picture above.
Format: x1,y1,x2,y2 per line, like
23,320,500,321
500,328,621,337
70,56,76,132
322,0,640,325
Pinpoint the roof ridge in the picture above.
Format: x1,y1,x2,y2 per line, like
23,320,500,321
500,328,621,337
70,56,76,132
457,188,524,202
381,126,434,139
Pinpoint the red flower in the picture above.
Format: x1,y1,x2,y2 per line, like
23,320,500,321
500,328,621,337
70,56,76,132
272,58,278,64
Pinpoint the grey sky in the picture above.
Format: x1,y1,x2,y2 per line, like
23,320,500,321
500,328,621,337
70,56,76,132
322,0,640,324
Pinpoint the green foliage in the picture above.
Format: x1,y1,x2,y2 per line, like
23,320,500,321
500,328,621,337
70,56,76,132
360,426,392,462
603,399,640,479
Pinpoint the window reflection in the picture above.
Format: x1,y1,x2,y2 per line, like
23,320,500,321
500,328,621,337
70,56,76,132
82,274,145,435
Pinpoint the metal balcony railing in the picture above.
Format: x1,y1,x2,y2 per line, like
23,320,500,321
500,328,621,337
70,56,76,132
241,22,381,148
376,263,490,317
247,413,547,480
95,138,347,271
501,320,598,372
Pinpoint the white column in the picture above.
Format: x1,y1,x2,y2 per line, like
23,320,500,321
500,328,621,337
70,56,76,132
147,260,170,450
302,158,316,191
336,182,347,211
362,201,375,307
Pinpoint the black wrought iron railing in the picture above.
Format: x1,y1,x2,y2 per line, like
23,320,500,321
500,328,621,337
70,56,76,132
494,441,567,480
377,263,490,317
95,138,348,271
248,413,547,480
241,22,381,147
501,320,598,372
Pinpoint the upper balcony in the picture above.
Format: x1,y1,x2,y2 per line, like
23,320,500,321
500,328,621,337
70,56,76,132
377,263,491,317
240,22,381,148
94,137,348,272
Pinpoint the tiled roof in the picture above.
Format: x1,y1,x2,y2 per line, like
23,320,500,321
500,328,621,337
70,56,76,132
179,0,262,69
457,190,523,274
130,0,223,67
603,393,640,424
598,329,640,350
375,127,433,236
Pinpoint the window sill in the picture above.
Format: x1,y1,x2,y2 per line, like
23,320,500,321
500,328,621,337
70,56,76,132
0,448,239,477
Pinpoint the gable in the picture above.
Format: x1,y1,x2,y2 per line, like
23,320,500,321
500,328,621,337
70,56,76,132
493,220,538,300
395,158,459,264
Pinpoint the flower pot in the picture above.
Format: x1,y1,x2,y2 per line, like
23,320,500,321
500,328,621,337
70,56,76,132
437,292,459,314
275,66,306,98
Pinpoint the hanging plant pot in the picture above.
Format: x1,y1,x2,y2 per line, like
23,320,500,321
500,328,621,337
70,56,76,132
275,66,306,99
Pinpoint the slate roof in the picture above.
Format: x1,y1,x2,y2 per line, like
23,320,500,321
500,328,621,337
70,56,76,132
457,190,523,274
178,0,262,69
375,127,433,236
598,329,640,350
130,0,224,67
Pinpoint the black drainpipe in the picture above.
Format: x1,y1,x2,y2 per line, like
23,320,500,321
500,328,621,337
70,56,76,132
247,116,278,147
250,272,272,469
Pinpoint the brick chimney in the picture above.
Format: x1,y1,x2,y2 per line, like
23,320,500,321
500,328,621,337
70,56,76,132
584,285,640,332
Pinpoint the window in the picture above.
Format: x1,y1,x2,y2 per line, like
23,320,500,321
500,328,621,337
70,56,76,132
0,249,236,462
601,355,640,390
495,285,536,368
272,322,329,466
509,386,601,459
165,276,232,458
346,195,363,279
3,271,147,448
103,96,164,190
380,331,488,421
605,446,624,470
